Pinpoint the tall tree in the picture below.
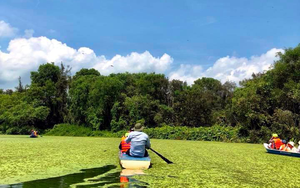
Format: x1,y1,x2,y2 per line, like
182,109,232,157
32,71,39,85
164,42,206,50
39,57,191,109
15,77,25,93
69,69,101,126
27,63,70,128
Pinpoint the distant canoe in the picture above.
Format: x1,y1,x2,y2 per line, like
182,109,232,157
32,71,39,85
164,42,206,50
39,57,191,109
119,151,151,170
263,143,300,158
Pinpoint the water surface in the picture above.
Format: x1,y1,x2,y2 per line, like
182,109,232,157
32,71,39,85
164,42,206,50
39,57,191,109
0,165,147,188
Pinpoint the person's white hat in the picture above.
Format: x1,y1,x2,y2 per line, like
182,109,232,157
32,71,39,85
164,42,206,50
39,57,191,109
288,141,295,147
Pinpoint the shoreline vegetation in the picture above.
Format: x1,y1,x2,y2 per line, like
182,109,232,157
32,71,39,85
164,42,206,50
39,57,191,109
45,124,242,143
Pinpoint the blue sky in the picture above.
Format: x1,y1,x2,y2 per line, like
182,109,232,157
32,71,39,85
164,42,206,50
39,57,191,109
0,0,299,89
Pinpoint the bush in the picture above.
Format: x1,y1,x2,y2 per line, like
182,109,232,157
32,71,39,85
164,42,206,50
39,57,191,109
5,125,32,135
144,125,240,142
46,124,93,136
46,124,240,142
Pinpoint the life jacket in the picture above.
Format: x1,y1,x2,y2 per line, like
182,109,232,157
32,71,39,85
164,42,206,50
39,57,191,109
274,138,282,150
121,136,130,153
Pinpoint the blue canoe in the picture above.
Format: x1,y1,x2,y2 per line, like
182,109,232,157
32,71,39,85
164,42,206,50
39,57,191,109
119,151,151,170
263,143,300,158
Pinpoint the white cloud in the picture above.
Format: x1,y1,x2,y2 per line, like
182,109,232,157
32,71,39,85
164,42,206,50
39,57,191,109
93,51,173,75
169,48,284,85
0,20,18,38
0,36,173,88
169,64,203,85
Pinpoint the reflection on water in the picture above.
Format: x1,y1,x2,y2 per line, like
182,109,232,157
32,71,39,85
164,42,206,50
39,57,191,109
118,169,147,188
0,166,148,188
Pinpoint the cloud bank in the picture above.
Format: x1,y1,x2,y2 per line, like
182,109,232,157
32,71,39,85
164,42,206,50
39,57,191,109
0,36,173,88
169,48,284,85
0,20,284,89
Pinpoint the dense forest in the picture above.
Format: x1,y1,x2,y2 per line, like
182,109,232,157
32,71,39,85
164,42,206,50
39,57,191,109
1,45,300,142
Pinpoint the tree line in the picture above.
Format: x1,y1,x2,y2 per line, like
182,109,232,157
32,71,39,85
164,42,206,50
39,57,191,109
0,44,300,142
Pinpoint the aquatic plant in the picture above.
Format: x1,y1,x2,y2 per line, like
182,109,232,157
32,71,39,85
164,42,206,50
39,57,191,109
1,135,300,187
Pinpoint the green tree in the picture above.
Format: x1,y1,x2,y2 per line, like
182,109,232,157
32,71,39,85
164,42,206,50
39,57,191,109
89,76,124,130
0,92,49,133
27,63,70,128
69,69,101,126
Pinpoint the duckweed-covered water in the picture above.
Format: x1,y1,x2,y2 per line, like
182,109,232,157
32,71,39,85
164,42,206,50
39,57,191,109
0,165,148,188
2,135,300,187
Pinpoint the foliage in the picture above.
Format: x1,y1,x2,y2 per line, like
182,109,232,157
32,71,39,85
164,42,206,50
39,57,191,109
228,44,300,142
45,124,239,142
144,125,240,142
0,92,49,134
2,45,300,143
27,63,71,128
45,124,126,137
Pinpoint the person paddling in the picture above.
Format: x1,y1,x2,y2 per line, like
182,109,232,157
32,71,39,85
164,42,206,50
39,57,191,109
125,123,151,157
30,130,38,138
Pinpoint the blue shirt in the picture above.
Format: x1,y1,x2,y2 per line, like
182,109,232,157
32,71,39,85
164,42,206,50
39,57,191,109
125,131,151,157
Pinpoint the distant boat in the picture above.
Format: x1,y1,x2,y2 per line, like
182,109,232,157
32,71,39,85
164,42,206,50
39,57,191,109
263,143,300,158
119,151,151,170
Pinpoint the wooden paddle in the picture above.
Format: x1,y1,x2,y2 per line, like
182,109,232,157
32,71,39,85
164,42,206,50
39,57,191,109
150,148,173,164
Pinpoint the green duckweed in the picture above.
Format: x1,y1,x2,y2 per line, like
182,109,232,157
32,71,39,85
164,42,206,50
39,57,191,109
1,135,300,187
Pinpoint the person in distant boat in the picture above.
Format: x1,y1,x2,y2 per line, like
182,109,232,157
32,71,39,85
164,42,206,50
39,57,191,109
279,140,287,151
30,130,38,138
297,141,300,153
125,123,151,157
268,134,282,150
119,129,133,153
286,141,297,152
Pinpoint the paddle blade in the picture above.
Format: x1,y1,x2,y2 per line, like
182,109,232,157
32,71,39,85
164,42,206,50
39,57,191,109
150,148,173,164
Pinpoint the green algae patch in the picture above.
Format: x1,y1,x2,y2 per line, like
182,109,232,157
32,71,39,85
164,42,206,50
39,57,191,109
0,135,121,185
1,136,300,187
138,139,300,188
